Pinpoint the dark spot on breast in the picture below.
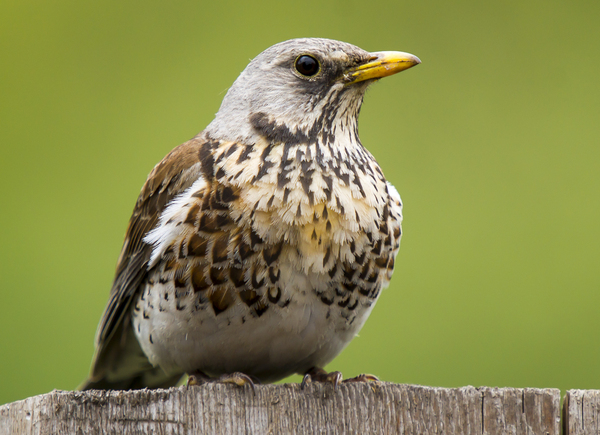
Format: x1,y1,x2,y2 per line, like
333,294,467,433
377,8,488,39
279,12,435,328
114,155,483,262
354,251,366,266
320,295,334,305
253,145,275,182
216,167,226,180
322,175,333,201
212,235,229,263
163,257,177,273
198,140,218,180
328,263,338,278
251,269,265,289
174,276,187,288
209,192,230,211
323,247,331,267
382,205,390,221
250,228,264,248
268,267,280,283
254,302,269,317
210,267,227,285
237,145,253,163
188,234,208,257
359,263,370,280
342,282,357,292
239,289,260,306
229,267,245,287
300,169,314,196
210,288,234,315
351,169,366,197
379,221,389,236
338,297,350,308
191,266,210,292
263,242,283,265
216,213,233,228
278,166,292,189
224,142,239,157
358,286,370,296
371,239,382,255
185,203,200,225
267,287,281,304
343,265,356,281
237,240,253,261
348,299,359,310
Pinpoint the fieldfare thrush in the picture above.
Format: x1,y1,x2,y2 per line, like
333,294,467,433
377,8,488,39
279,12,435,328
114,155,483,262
81,38,420,390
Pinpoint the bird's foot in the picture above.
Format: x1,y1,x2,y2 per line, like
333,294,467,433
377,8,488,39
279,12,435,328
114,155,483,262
301,367,379,390
301,367,343,390
342,373,380,384
187,370,257,395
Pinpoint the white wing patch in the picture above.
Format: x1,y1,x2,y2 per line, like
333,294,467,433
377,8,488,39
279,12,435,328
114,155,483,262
143,176,208,268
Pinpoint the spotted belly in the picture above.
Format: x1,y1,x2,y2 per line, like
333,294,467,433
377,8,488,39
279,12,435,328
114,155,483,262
131,258,377,382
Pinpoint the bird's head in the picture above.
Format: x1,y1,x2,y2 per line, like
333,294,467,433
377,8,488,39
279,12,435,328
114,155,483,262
206,38,420,147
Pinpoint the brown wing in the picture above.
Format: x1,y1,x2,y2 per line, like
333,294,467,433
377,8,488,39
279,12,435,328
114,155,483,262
82,133,217,389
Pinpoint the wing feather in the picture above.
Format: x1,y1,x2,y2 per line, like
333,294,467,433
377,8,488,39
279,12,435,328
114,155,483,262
86,134,211,386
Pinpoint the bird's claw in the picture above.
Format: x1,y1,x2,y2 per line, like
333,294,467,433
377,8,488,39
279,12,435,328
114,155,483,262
342,373,380,383
301,367,343,390
187,370,257,395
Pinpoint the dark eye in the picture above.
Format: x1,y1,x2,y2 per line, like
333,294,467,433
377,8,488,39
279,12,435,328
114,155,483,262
295,55,319,77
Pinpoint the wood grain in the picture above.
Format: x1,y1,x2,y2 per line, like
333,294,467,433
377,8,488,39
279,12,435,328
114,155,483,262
0,383,560,435
563,389,600,434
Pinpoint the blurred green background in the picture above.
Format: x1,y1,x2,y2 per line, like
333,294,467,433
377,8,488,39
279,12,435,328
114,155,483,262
1,0,599,406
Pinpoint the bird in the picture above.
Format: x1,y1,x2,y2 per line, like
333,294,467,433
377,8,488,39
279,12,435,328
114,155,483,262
80,38,420,391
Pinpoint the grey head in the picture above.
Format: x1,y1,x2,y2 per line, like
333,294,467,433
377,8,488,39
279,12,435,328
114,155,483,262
206,38,420,147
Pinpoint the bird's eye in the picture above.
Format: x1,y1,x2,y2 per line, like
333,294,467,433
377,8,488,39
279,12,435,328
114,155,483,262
295,55,320,77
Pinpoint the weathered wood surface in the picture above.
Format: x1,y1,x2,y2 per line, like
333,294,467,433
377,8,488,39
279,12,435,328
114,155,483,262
0,383,560,435
563,389,600,434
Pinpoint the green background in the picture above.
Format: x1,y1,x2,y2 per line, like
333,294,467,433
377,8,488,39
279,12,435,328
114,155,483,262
1,0,599,406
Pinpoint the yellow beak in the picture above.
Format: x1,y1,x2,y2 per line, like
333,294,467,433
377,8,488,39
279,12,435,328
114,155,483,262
347,51,421,84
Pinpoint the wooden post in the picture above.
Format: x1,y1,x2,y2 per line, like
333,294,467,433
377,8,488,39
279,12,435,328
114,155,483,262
563,389,600,434
0,384,560,435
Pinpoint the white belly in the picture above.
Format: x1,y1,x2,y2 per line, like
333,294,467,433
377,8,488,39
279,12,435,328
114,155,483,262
132,263,377,382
